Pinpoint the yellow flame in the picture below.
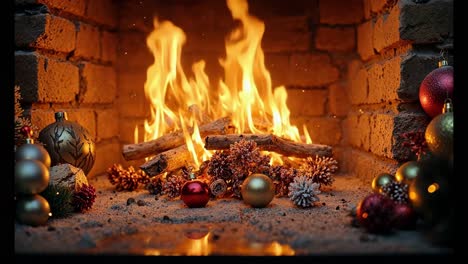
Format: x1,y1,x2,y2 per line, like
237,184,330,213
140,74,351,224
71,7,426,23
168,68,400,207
186,232,211,256
427,183,439,193
134,125,139,144
138,0,312,167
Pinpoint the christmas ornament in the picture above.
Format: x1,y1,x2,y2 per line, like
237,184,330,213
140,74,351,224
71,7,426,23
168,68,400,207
288,176,321,208
381,180,409,204
241,173,275,208
15,126,51,168
392,203,417,230
409,157,450,227
16,194,51,226
419,57,453,118
38,111,96,175
180,173,210,208
395,161,422,185
209,178,228,198
371,173,395,193
425,100,453,159
15,159,50,195
356,193,395,233
49,164,89,192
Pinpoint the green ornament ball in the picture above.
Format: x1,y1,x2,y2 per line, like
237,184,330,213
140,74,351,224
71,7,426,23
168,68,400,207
371,173,395,193
395,161,422,185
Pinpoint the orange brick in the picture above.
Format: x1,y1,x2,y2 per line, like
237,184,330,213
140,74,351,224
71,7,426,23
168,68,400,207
75,23,100,60
96,109,119,142
15,52,79,103
319,0,364,25
289,54,339,87
370,0,389,13
117,31,152,73
357,20,375,61
328,83,350,117
119,117,147,145
369,113,394,158
262,16,311,52
39,0,86,17
264,53,290,88
117,72,149,118
287,88,328,117
88,142,122,178
367,56,401,103
347,60,368,105
15,14,75,53
30,108,56,133
343,112,371,151
85,0,117,28
373,6,400,52
292,117,341,146
81,63,117,104
347,149,398,183
315,26,355,52
101,31,118,63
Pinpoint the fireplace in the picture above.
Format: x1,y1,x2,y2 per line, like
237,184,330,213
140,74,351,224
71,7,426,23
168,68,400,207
14,0,454,255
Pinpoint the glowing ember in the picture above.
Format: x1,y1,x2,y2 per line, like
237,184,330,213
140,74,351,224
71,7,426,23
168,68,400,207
138,0,313,166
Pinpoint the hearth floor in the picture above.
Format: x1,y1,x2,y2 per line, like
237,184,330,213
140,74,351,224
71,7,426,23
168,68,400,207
15,174,453,256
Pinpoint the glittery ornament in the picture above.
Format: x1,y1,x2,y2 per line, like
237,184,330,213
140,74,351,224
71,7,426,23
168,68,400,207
241,173,275,208
425,100,453,159
392,203,417,230
15,126,51,168
395,161,422,185
419,58,453,118
356,193,395,234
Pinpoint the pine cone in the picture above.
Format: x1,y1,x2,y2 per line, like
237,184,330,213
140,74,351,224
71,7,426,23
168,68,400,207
381,181,409,204
304,156,338,187
72,183,97,212
209,178,228,198
276,167,299,197
107,164,125,186
288,176,321,208
228,140,271,180
208,150,233,180
146,177,163,195
231,179,243,199
163,174,186,199
117,171,140,191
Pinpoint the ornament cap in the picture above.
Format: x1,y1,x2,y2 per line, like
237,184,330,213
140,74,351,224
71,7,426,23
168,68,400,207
189,172,196,180
442,99,453,113
438,59,449,68
54,111,68,121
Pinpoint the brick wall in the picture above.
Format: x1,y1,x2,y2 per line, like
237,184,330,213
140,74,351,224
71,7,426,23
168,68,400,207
15,0,453,181
14,0,120,178
345,0,453,184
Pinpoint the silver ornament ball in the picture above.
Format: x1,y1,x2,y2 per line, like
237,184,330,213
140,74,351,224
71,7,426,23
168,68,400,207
15,142,51,168
15,160,50,195
16,194,51,226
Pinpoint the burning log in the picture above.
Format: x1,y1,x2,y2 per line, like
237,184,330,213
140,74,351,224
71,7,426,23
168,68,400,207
123,117,235,161
204,134,333,158
139,144,203,176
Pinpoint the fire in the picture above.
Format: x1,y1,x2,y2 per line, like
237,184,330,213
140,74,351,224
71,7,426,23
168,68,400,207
140,0,312,166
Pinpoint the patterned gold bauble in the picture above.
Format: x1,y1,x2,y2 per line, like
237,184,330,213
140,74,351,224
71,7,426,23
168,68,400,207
38,111,96,175
15,160,50,195
395,161,422,185
425,101,453,159
16,194,51,226
241,173,275,208
15,137,51,168
371,173,396,193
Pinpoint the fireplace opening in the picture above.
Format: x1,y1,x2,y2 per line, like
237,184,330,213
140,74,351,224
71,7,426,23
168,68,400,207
14,0,454,255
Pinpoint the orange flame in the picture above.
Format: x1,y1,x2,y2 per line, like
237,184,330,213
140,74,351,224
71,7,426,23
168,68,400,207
140,0,312,166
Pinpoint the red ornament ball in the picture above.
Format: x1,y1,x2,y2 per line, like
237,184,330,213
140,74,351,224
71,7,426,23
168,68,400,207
180,180,210,208
20,125,33,138
356,193,395,234
419,65,453,118
392,203,417,230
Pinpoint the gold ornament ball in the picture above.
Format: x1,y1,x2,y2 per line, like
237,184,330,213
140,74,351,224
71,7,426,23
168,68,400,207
241,173,275,208
16,194,51,226
395,161,422,185
15,143,51,168
15,160,50,195
371,173,396,193
425,111,453,159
